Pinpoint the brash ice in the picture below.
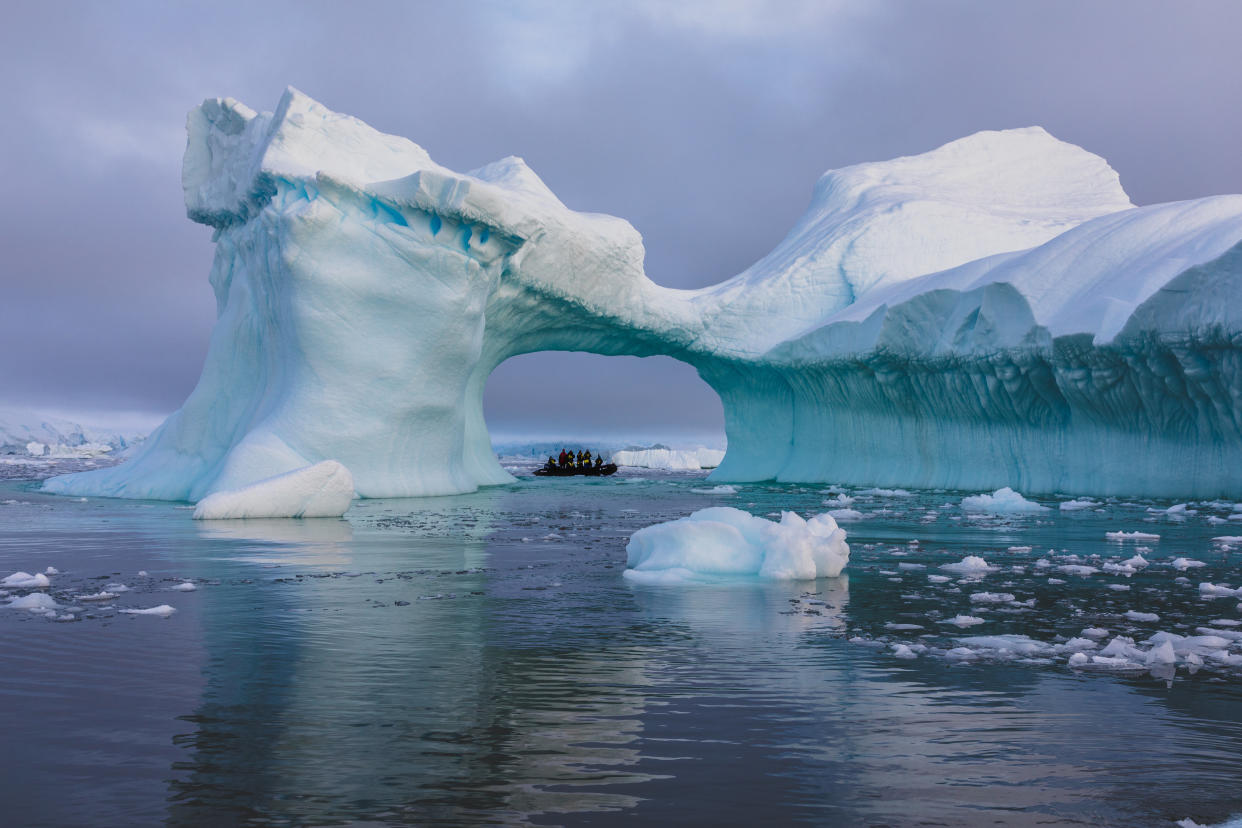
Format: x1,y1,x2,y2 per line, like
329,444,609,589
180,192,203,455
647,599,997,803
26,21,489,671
45,88,1242,503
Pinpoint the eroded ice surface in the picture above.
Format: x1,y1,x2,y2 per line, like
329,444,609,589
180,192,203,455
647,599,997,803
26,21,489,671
192,461,355,520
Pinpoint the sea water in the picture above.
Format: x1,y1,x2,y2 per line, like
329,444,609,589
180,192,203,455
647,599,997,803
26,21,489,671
3,458,1242,826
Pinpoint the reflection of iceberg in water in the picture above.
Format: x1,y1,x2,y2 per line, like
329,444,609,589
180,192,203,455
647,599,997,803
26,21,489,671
167,496,658,824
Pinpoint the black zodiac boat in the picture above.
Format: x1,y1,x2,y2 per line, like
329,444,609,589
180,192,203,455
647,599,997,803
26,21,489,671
533,463,618,477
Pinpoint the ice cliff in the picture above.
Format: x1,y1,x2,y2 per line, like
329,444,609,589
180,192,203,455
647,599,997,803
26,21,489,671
45,88,1242,501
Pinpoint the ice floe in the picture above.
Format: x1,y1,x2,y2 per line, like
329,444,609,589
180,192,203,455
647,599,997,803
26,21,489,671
624,507,849,583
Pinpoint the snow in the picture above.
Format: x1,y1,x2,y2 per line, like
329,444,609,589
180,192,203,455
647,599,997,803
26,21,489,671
41,89,1242,504
960,487,1048,514
192,461,355,519
624,507,849,582
612,447,725,470
3,571,50,588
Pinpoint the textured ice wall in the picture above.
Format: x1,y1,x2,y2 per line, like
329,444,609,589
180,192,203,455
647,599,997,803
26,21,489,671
45,88,1242,501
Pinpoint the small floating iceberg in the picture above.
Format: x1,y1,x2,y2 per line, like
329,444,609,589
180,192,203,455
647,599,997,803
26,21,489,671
961,487,1048,514
192,461,355,520
624,506,849,583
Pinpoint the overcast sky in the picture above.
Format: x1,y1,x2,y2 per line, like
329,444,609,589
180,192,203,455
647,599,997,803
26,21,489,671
2,0,1240,438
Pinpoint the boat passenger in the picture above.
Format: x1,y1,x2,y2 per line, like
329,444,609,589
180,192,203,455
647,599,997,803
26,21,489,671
594,456,603,469
558,449,569,467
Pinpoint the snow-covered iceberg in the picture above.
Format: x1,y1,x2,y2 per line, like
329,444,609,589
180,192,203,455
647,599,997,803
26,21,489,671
45,88,1242,502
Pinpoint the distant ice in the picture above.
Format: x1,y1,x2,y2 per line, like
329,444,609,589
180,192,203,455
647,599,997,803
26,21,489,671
612,447,725,470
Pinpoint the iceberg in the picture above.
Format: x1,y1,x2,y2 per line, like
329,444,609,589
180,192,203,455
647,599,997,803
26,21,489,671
45,88,1242,502
611,447,725,470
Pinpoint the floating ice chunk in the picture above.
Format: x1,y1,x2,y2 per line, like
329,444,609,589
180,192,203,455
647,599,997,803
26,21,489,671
892,644,918,659
897,563,926,570
1211,536,1242,548
1124,610,1160,622
44,566,59,575
78,591,117,602
624,507,849,582
2,571,50,588
173,582,198,592
1200,582,1242,598
137,570,148,577
857,488,912,497
943,615,987,628
1067,652,1090,667
828,508,865,521
119,605,177,617
1059,498,1098,511
692,485,738,495
1057,565,1099,577
1082,627,1110,638
927,574,951,583
1106,531,1160,542
824,494,855,507
959,635,1051,656
1146,640,1176,665
1007,546,1032,553
969,592,1016,604
6,593,58,611
885,622,924,631
1171,557,1207,571
1063,637,1099,650
1121,554,1148,569
192,461,355,520
1108,584,1131,591
961,487,1048,513
1210,619,1242,627
940,556,997,575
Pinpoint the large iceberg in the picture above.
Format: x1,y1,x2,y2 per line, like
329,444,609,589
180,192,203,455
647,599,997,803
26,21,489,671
46,88,1242,501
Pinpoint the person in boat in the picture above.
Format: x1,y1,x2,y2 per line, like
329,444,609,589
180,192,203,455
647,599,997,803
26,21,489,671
546,456,556,470
584,449,592,467
558,448,569,468
594,456,603,470
576,450,584,468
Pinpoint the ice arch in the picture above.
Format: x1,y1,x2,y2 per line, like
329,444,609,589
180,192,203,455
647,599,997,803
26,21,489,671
47,88,1242,501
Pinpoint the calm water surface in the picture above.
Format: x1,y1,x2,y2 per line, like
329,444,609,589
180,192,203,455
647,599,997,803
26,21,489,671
3,461,1242,826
